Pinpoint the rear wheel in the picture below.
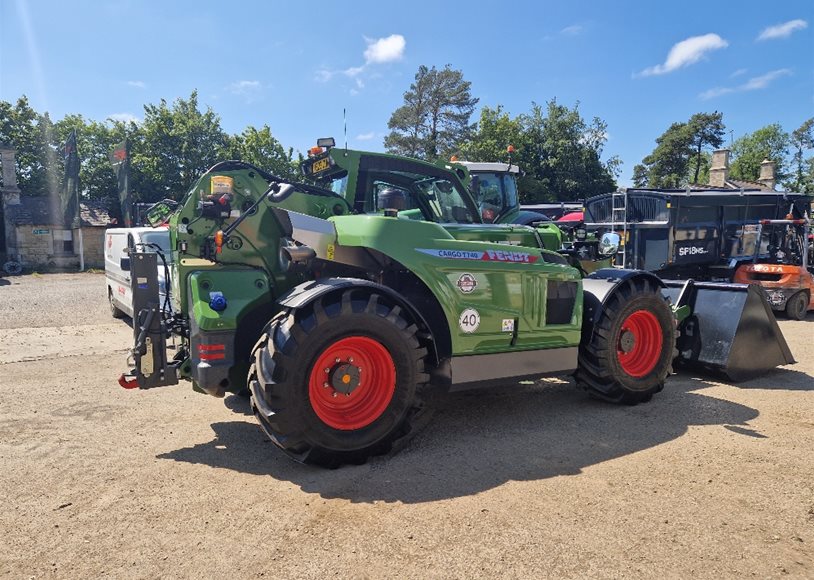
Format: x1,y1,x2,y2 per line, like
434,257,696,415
249,290,430,467
785,291,808,320
109,288,126,319
576,278,675,404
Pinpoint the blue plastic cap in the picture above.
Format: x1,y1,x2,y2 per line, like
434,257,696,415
209,291,227,312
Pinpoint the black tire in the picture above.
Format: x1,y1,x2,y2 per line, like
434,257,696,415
249,289,431,468
785,291,808,321
109,288,126,319
576,277,676,405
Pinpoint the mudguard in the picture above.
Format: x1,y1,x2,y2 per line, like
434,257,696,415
278,278,447,362
581,269,666,343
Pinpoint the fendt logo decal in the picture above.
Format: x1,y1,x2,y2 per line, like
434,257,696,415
418,248,539,264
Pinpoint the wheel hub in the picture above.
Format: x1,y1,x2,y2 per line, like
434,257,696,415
616,309,664,378
309,336,396,431
619,329,636,353
330,363,361,394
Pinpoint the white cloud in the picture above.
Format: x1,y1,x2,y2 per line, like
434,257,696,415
741,68,792,90
356,132,376,141
560,24,583,36
108,112,139,124
127,80,145,89
637,33,728,77
315,34,406,94
363,34,406,64
699,68,792,100
344,66,365,78
226,80,262,103
698,87,735,100
757,19,808,41
227,80,261,95
730,68,748,78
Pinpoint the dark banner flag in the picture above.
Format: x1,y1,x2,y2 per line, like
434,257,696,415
61,129,80,227
109,140,131,226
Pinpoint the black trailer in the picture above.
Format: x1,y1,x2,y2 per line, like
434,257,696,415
584,188,811,279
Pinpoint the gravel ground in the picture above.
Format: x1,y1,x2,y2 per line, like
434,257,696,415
1,273,812,579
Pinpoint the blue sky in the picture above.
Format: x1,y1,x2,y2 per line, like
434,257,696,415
1,0,812,185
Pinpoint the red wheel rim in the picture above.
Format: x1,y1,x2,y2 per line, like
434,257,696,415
617,310,663,378
308,336,396,431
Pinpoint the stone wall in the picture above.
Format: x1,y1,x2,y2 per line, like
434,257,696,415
13,226,106,270
81,227,105,268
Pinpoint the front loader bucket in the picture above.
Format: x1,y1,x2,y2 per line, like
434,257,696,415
662,281,795,382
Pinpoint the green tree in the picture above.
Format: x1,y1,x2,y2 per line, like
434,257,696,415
520,100,618,201
53,115,125,202
687,112,725,184
225,125,298,182
730,123,790,183
631,163,649,188
636,122,693,188
458,105,523,162
136,90,228,202
636,112,726,188
0,96,53,195
787,118,814,192
385,65,478,161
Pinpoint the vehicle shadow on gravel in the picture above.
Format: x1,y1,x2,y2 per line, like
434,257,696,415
727,366,814,391
159,376,772,503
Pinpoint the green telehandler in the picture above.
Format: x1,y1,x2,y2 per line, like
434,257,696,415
119,138,794,467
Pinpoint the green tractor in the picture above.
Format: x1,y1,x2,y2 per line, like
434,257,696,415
120,139,793,467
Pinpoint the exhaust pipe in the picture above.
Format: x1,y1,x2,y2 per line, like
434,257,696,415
662,281,795,382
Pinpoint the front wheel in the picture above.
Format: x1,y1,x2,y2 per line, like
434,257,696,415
109,288,126,319
250,290,430,467
785,291,809,320
576,278,676,404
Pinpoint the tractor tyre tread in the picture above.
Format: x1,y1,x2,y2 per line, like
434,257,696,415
575,278,675,405
249,290,431,468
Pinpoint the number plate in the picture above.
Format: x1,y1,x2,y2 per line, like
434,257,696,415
310,157,331,174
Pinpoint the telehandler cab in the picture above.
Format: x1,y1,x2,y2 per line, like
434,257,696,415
120,138,793,467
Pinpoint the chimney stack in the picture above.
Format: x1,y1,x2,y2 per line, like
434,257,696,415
709,149,730,188
758,159,776,191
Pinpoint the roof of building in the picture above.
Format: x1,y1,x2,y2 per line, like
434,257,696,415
3,196,115,227
679,178,774,192
79,200,115,227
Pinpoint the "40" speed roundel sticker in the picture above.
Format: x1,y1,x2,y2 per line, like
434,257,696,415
459,308,480,333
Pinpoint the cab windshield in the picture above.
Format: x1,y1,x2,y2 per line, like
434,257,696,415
335,155,481,224
470,172,519,223
363,169,479,224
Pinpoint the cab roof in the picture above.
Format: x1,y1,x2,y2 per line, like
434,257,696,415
455,161,519,174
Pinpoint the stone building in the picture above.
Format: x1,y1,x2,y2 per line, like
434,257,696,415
1,144,114,272
706,148,777,191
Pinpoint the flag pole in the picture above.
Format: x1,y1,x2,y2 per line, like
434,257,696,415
76,129,84,271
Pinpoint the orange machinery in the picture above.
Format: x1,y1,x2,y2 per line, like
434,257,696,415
733,217,813,320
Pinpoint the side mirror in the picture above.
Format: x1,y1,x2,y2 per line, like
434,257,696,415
120,257,131,271
598,232,620,257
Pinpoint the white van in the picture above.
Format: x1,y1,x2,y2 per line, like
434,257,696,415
105,227,173,319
